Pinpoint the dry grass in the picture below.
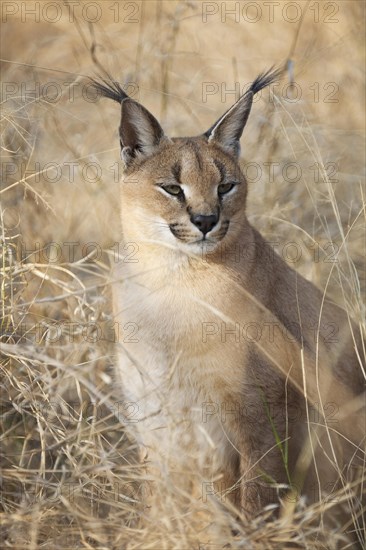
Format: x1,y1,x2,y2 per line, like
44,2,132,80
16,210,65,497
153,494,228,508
1,1,365,548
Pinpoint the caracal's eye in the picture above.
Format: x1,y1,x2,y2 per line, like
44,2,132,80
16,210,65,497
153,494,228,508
162,184,183,196
218,182,235,195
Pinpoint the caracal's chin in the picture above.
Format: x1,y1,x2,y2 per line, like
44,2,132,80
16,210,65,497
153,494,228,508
175,238,224,258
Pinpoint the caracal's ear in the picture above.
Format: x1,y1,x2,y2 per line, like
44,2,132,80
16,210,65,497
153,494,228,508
90,76,167,167
119,98,165,165
204,67,282,158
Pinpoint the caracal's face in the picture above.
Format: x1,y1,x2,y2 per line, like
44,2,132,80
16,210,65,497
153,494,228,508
121,136,248,256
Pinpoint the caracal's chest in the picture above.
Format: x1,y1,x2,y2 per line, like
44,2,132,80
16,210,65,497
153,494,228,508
113,257,251,458
113,256,250,403
115,258,245,348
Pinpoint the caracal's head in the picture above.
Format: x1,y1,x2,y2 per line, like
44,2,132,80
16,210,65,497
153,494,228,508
92,69,281,257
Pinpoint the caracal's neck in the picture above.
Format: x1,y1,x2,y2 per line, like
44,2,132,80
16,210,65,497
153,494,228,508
118,222,261,288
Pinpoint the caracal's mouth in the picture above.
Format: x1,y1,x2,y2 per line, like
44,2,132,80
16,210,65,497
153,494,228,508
168,223,230,258
169,220,230,247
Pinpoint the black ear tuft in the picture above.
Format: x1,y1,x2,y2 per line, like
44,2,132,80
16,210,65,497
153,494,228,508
204,66,283,158
89,76,129,103
90,74,168,168
248,66,283,95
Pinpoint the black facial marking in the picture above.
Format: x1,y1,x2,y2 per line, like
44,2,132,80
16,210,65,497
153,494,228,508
188,140,203,171
214,159,226,182
220,220,230,237
194,149,203,171
172,162,181,183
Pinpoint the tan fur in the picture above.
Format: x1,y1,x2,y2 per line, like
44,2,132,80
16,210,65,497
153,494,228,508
93,72,365,532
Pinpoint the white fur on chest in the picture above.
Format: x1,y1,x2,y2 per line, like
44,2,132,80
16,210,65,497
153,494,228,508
112,256,247,460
